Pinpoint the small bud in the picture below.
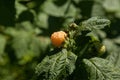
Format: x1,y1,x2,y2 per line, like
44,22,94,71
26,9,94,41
98,45,106,56
69,23,78,30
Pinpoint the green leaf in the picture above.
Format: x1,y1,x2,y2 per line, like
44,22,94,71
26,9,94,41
16,21,34,32
91,2,105,17
35,12,49,29
107,50,120,68
103,39,118,54
35,49,77,80
73,0,81,4
38,37,51,53
83,57,120,80
41,0,78,17
11,30,48,61
0,35,6,55
115,10,120,18
113,36,120,45
15,1,28,19
41,0,67,17
8,25,50,64
102,0,120,12
103,39,120,68
12,31,31,59
4,27,17,36
80,17,110,31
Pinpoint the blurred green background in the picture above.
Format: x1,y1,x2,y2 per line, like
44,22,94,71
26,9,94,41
0,0,120,80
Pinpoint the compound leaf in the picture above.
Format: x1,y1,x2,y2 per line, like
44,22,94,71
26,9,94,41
35,49,77,80
83,57,120,80
80,17,110,31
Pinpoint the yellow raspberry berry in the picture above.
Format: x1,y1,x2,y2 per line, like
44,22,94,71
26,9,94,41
51,31,67,47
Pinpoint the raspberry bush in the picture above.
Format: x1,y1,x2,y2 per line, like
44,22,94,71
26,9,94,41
0,0,120,80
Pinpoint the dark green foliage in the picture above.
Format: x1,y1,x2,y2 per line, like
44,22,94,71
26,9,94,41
0,0,15,26
35,49,77,80
35,17,114,80
83,57,120,80
0,0,119,80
